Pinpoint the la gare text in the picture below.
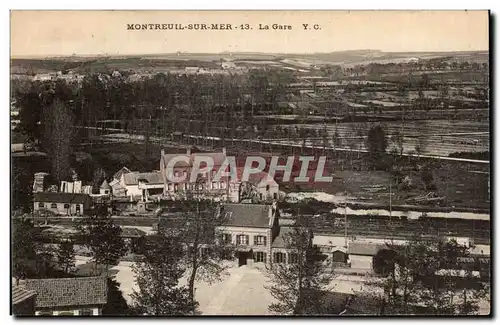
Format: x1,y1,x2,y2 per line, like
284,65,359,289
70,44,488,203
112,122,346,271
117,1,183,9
126,23,320,31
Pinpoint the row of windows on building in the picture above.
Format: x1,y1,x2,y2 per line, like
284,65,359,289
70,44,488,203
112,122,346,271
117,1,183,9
253,252,298,264
223,234,268,246
164,181,228,192
38,202,81,212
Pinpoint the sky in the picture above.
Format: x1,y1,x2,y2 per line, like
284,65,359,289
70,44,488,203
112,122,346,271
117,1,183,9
10,10,489,57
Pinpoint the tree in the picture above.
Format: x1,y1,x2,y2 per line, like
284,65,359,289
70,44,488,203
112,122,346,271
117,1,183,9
421,168,436,191
103,278,135,315
131,231,195,315
12,216,38,284
345,129,359,168
40,90,76,182
12,214,68,281
56,240,76,274
74,207,127,274
369,235,489,315
173,199,235,314
391,131,404,157
15,85,42,139
265,219,332,315
415,136,428,158
366,125,388,168
92,168,108,194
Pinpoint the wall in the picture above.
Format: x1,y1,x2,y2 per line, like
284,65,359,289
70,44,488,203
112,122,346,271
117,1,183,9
34,202,84,215
218,225,270,265
255,181,279,201
124,184,142,197
161,180,238,202
35,307,100,316
349,255,373,270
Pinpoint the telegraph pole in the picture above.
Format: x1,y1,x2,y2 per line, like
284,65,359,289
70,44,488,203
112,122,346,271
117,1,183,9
389,180,392,232
344,192,348,248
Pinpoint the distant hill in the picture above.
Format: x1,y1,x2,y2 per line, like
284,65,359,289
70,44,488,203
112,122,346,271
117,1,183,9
10,50,489,74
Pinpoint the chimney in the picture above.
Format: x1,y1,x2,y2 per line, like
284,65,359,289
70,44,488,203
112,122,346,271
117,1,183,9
33,172,49,193
60,181,67,193
222,147,226,155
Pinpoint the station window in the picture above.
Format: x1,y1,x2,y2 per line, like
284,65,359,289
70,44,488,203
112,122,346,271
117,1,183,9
254,236,267,246
273,252,286,264
254,252,267,263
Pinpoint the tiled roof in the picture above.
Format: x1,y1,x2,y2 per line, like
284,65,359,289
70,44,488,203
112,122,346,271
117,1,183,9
33,192,90,204
24,277,107,308
12,285,37,305
123,172,164,186
221,203,272,228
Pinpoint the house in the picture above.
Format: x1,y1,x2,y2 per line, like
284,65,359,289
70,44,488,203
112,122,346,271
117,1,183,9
347,242,388,270
99,180,111,195
109,179,127,197
119,171,164,201
270,226,298,265
60,181,82,194
313,235,350,270
217,203,280,267
33,192,92,216
12,285,37,316
235,168,279,202
23,276,107,316
159,148,279,203
159,147,232,201
120,227,147,254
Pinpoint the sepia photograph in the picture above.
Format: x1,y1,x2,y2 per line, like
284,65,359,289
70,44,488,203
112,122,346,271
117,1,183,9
9,10,491,316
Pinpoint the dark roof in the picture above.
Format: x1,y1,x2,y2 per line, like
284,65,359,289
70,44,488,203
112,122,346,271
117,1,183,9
221,203,273,228
33,192,90,204
24,277,107,308
271,226,295,248
100,180,111,189
348,242,387,256
12,285,37,305
123,172,164,185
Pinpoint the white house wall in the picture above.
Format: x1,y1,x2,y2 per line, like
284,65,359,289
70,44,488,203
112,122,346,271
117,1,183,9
34,202,84,215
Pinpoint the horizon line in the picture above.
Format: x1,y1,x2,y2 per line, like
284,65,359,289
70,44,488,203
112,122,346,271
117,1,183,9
11,49,490,60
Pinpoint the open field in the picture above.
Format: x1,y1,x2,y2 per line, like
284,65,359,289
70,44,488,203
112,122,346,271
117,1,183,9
286,164,490,209
287,119,489,157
